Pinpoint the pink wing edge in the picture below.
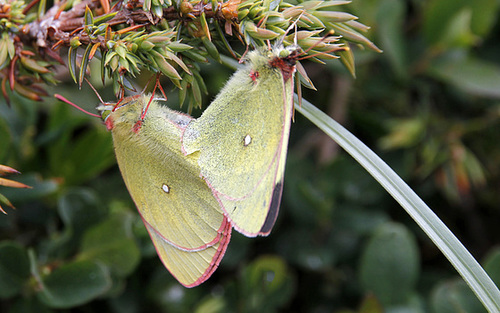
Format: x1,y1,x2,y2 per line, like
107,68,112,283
142,215,232,288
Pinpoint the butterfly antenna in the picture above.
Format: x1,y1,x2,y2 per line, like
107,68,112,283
139,92,154,122
277,12,304,47
113,88,126,111
155,73,168,100
84,77,105,104
240,45,251,63
138,73,166,122
54,94,101,118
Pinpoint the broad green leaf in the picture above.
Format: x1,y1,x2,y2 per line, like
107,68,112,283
43,101,115,185
431,279,485,313
238,256,295,311
58,188,105,233
48,188,107,256
38,260,111,308
376,0,407,79
359,222,420,306
428,54,500,99
0,242,30,299
437,9,477,48
59,128,114,185
245,256,288,291
194,296,226,313
78,212,141,277
423,0,499,45
0,173,58,203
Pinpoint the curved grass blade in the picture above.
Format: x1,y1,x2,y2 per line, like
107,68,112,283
295,96,500,313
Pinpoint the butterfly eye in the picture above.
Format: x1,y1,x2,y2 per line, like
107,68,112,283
100,109,111,121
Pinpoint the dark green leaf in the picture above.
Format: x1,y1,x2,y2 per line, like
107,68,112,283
38,260,111,308
484,248,500,289
68,46,78,83
376,0,406,79
78,44,93,89
428,54,500,98
0,242,30,299
236,256,295,312
84,6,93,25
0,173,58,203
56,188,106,247
0,116,12,161
78,212,141,277
423,0,499,45
431,279,485,313
359,222,420,306
8,297,53,313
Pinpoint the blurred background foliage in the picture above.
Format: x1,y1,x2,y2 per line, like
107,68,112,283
1,0,500,312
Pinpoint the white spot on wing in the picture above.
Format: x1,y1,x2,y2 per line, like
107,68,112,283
162,184,170,193
243,135,252,146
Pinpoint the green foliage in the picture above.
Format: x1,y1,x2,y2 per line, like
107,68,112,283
1,0,374,105
36,259,111,308
430,279,484,313
484,249,500,289
0,242,30,299
359,223,420,307
43,102,115,185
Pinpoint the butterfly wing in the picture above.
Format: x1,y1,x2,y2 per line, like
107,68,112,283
107,96,231,287
145,217,231,286
182,49,295,237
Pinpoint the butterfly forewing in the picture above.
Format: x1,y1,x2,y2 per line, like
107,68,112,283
182,48,297,237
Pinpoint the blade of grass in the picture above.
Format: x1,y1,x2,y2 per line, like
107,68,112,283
220,53,500,310
295,95,500,312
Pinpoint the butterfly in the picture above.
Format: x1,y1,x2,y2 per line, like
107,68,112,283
100,95,231,287
182,45,302,237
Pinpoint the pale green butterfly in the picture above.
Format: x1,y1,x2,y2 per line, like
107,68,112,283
98,94,232,287
182,45,301,237
99,44,301,285
56,41,304,286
